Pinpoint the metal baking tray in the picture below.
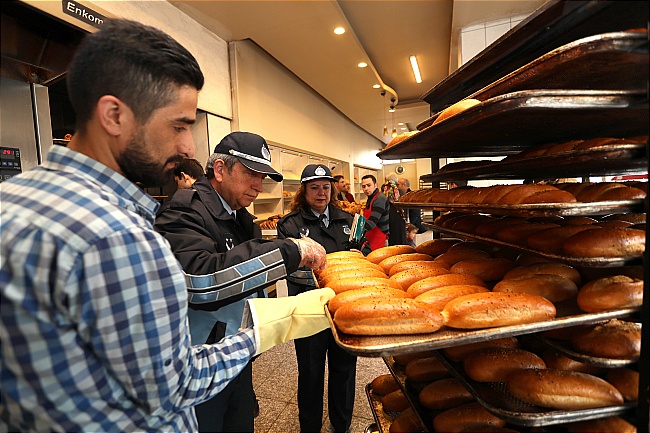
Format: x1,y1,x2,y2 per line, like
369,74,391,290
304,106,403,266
535,332,641,368
433,351,636,427
418,224,644,267
419,31,649,130
377,90,648,160
326,304,639,358
396,199,645,218
365,384,395,433
419,142,647,182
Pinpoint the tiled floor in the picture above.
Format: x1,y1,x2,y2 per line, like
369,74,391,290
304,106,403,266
252,340,389,433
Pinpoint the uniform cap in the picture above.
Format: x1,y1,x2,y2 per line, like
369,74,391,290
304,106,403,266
213,132,283,182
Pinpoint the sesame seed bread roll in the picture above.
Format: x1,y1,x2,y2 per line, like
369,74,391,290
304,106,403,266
570,319,641,359
370,374,400,396
562,227,645,257
497,184,561,205
475,217,528,238
415,238,461,256
526,225,601,254
443,337,520,362
506,369,624,410
333,298,444,335
319,267,388,287
389,407,423,433
415,285,489,311
433,402,507,433
378,253,434,274
567,416,637,433
388,260,450,277
493,274,578,303
463,347,546,382
389,267,449,290
328,286,411,314
434,249,492,267
541,349,602,375
326,250,365,260
326,276,403,294
606,368,639,402
449,258,516,281
442,292,556,329
366,245,416,264
503,262,582,285
405,356,450,382
419,378,474,410
497,223,561,245
381,389,410,412
577,275,643,312
407,273,487,297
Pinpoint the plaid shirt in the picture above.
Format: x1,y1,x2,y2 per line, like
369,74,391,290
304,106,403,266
0,146,255,432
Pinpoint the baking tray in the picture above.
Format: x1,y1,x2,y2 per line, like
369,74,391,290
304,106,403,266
419,31,649,130
419,142,647,182
395,199,645,218
535,332,641,368
365,384,395,433
326,303,638,358
377,90,648,160
418,224,644,267
433,351,636,427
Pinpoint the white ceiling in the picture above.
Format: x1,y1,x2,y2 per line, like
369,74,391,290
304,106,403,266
169,0,543,146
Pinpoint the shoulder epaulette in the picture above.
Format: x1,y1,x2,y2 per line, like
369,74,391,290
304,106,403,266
168,188,198,209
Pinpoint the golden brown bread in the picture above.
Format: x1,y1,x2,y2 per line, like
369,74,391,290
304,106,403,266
366,245,416,264
502,262,581,285
388,260,450,276
333,298,443,335
606,367,639,402
434,249,492,267
386,131,418,148
442,292,557,329
415,238,461,256
447,241,501,254
541,349,602,375
570,319,641,359
381,388,410,412
328,286,411,314
443,337,520,362
475,217,528,237
419,378,474,410
449,258,516,281
493,274,578,303
433,99,481,125
319,267,387,287
415,285,489,311
506,368,624,410
463,347,546,382
326,276,403,294
526,225,601,254
480,184,521,204
497,184,562,205
567,416,637,433
389,267,449,290
405,356,450,382
378,253,434,274
496,223,561,245
389,407,423,433
406,274,487,297
371,374,401,396
433,402,507,433
326,250,365,260
393,351,432,366
562,227,645,257
577,275,643,312
451,214,495,233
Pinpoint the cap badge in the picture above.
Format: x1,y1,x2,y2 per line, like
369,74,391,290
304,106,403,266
315,166,327,176
261,146,271,161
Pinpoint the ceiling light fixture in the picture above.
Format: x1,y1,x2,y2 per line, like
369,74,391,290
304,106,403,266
358,62,368,68
372,84,380,89
390,97,397,138
334,27,345,35
409,55,422,83
381,90,388,136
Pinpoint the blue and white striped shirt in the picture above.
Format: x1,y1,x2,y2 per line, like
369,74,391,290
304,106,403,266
0,145,255,432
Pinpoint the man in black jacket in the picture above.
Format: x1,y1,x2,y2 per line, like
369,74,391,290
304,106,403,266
154,132,325,432
398,177,427,234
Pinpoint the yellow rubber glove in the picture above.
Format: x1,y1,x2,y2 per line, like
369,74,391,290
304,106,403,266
241,287,336,355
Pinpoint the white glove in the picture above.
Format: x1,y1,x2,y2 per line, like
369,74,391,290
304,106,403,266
241,287,335,355
292,237,327,271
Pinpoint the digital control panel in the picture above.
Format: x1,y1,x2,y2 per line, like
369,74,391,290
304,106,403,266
1,147,22,182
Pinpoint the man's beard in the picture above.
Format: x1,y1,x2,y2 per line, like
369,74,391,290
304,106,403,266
118,129,182,187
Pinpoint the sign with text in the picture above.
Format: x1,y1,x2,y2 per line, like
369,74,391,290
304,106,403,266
61,1,105,29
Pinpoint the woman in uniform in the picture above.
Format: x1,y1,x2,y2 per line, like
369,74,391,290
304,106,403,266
277,164,368,433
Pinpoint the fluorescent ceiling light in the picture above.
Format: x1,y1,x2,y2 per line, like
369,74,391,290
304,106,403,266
358,62,368,68
334,27,345,35
409,55,422,83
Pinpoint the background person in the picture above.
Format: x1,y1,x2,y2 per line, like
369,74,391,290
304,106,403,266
398,177,427,234
361,174,390,250
0,19,330,432
333,174,355,202
173,157,204,189
277,164,369,433
154,131,325,432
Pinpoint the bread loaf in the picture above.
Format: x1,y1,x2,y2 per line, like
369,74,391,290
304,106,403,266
442,292,557,329
326,276,403,294
558,216,599,225
447,241,501,254
475,217,528,237
463,347,546,382
498,185,564,205
371,374,401,396
390,267,449,290
562,227,645,257
319,267,387,287
433,99,481,125
577,275,643,312
381,388,410,412
526,225,601,254
378,253,434,274
393,351,432,366
601,212,646,224
415,238,461,256
388,260,449,276
506,368,624,410
367,245,416,264
541,349,602,375
497,223,561,245
326,250,365,260
406,273,487,297
443,337,520,362
503,262,581,285
570,319,641,359
405,356,450,382
434,249,492,267
433,402,507,433
480,185,521,204
449,258,516,281
567,416,637,433
419,378,474,410
606,367,639,401
389,407,423,433
328,286,411,314
334,298,443,335
317,260,384,281
493,274,578,303
415,285,489,311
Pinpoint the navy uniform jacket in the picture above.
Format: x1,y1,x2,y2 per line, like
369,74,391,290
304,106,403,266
277,204,370,292
154,175,301,343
